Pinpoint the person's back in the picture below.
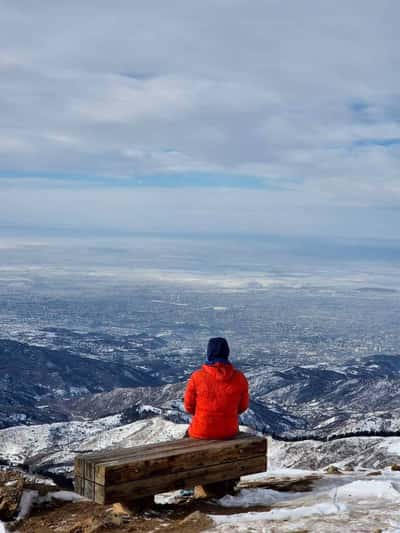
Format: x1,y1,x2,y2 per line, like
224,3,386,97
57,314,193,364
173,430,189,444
184,337,249,439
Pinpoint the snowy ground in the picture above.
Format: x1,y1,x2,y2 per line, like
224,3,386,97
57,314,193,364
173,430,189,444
206,469,400,532
4,417,400,530
7,469,400,533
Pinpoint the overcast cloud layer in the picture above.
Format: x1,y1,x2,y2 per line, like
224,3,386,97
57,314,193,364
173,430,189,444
0,1,399,238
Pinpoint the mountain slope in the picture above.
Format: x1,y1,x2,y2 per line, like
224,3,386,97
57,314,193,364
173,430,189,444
0,339,159,428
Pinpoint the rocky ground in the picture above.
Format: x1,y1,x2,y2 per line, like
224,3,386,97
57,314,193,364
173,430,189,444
4,464,400,532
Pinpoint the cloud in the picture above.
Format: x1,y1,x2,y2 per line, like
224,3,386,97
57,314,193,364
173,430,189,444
0,0,399,236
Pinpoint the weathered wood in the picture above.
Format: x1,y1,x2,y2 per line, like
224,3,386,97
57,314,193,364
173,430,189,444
74,434,267,505
98,455,266,504
75,476,95,500
78,433,258,464
73,475,83,495
97,437,266,485
92,439,210,469
84,478,95,501
84,458,95,491
76,437,207,465
74,439,208,481
75,456,83,478
75,434,264,482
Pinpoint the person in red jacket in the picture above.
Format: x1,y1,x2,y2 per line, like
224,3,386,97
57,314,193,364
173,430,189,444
184,337,249,439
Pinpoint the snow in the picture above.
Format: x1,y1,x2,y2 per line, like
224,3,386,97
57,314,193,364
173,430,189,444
268,434,400,471
242,467,314,481
139,404,162,415
0,414,123,464
16,490,38,521
0,415,187,467
333,480,400,502
315,416,338,428
0,521,6,533
155,490,183,504
212,457,400,530
218,488,304,507
48,491,86,502
69,386,89,396
211,502,348,525
380,438,400,455
10,490,85,525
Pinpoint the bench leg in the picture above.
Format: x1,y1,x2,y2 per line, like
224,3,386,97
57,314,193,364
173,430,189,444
114,495,155,512
133,495,155,510
195,479,238,499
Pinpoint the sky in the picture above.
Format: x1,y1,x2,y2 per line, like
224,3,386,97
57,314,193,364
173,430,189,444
0,1,399,240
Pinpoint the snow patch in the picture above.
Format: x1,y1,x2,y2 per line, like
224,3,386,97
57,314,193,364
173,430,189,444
218,488,304,508
17,490,38,521
242,467,314,481
333,480,400,502
211,502,348,525
46,491,86,503
379,438,400,455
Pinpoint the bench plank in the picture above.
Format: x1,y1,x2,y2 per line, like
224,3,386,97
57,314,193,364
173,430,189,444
75,439,213,477
74,434,267,504
97,438,266,485
77,437,209,464
79,434,256,466
77,434,263,480
97,455,266,504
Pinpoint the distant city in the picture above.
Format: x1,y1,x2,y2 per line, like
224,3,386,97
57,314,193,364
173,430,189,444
1,236,400,383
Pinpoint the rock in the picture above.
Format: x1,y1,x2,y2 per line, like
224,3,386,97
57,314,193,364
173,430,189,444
66,517,104,533
0,478,24,521
111,502,131,517
180,510,202,524
391,464,400,471
325,465,342,475
343,464,354,472
193,485,209,499
194,480,237,498
239,474,321,492
179,510,214,529
367,471,382,476
105,504,131,527
105,513,124,527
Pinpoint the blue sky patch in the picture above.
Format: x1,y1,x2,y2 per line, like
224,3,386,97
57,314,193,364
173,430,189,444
0,171,303,190
352,138,400,148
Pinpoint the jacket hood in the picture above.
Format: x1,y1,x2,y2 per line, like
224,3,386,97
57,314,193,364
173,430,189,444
202,362,235,381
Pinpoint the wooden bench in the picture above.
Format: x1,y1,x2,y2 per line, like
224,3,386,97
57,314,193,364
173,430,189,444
74,433,267,505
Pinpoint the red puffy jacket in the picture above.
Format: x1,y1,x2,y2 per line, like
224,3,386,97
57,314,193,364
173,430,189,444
184,362,249,439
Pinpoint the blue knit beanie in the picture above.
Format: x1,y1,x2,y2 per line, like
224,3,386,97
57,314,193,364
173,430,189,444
207,337,230,362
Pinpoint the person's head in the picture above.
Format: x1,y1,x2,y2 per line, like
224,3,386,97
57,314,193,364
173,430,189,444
206,337,230,363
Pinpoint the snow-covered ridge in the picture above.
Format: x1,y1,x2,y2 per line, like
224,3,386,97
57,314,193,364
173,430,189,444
3,415,400,482
0,416,187,473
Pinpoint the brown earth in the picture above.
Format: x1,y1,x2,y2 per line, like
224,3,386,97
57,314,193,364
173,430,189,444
2,469,321,532
12,496,273,533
